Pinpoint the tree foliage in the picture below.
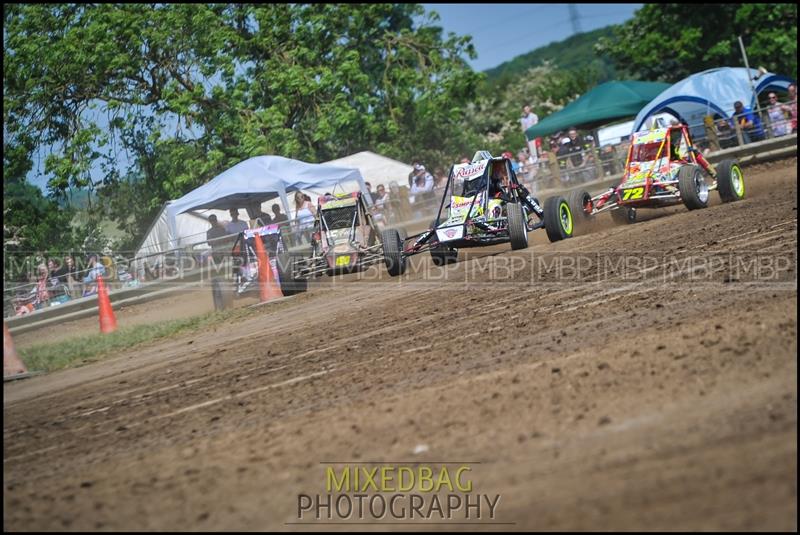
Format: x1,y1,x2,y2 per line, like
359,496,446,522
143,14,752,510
596,3,798,83
482,26,617,96
4,4,480,247
462,63,600,157
3,141,76,280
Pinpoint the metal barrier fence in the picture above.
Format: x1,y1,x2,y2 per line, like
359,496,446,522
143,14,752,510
2,213,321,319
3,100,797,320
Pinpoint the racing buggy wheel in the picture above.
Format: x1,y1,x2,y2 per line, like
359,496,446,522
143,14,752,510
715,159,745,203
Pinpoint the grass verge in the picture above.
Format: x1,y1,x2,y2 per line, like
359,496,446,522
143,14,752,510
18,305,258,373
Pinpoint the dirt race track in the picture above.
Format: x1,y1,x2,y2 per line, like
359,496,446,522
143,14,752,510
4,159,798,531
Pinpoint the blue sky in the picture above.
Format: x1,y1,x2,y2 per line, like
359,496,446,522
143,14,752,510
421,3,642,71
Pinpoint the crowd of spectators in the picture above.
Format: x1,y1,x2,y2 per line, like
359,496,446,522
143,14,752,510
12,253,119,315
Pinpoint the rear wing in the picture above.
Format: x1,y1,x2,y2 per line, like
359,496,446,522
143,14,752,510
319,192,359,210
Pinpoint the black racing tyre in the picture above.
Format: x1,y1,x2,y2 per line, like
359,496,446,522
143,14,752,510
543,196,574,242
610,206,637,225
276,252,307,296
716,159,745,203
430,245,458,266
507,202,529,250
381,229,407,277
567,189,592,224
678,164,709,210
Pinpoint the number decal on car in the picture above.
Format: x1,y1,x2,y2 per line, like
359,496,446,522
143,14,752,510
622,187,644,200
335,255,351,266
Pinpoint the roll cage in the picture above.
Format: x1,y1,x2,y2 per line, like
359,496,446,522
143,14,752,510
403,154,547,255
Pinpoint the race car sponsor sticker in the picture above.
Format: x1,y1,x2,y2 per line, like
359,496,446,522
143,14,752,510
447,194,484,224
486,199,503,220
450,194,481,209
632,128,668,145
452,160,488,180
437,226,464,242
320,197,357,209
244,224,281,237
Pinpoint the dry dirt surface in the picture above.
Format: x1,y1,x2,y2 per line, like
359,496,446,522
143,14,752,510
4,159,797,531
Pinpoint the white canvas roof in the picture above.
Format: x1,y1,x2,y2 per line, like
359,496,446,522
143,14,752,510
633,67,794,133
322,151,413,190
135,155,367,260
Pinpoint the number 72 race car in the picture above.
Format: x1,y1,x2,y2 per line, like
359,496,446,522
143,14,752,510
568,125,745,224
380,151,575,276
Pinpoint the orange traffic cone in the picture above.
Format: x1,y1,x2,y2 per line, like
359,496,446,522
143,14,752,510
253,233,284,302
97,274,118,333
4,323,28,379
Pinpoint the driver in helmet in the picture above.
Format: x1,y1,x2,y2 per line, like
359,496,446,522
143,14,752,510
489,161,513,202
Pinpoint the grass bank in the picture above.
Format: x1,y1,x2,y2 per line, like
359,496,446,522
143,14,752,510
18,305,256,373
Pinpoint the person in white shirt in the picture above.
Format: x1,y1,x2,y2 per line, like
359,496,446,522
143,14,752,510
225,208,250,235
408,164,434,203
374,184,389,208
520,104,540,162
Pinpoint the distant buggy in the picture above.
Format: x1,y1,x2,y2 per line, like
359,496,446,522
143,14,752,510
381,151,575,276
291,191,387,279
230,224,309,295
568,125,745,224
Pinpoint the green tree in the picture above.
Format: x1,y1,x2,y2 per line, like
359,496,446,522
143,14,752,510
4,4,481,248
3,144,76,280
460,63,601,157
597,4,797,83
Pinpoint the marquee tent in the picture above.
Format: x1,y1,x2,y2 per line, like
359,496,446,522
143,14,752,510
632,67,794,133
524,80,671,140
322,151,413,190
135,156,367,259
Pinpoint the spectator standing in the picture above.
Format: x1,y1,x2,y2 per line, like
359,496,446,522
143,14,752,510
408,164,434,200
409,171,434,204
565,128,585,168
82,254,107,296
271,203,288,224
733,101,765,143
373,184,389,208
520,105,540,161
225,208,249,235
293,191,316,244
270,203,291,245
787,83,797,134
766,92,790,137
52,255,81,297
556,137,572,183
206,214,228,242
599,145,618,176
408,161,420,187
34,264,51,309
205,214,230,262
255,209,272,226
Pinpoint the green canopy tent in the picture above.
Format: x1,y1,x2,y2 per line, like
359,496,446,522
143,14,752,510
525,80,671,140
